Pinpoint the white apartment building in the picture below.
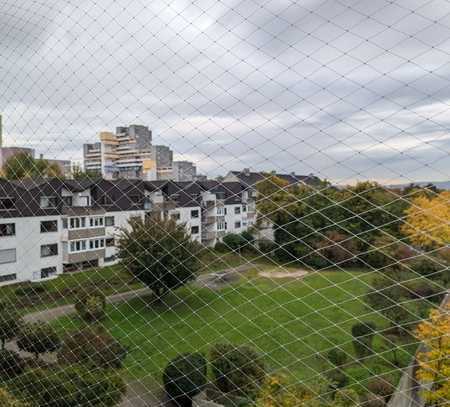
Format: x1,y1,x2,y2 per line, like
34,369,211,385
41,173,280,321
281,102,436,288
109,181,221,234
0,178,252,286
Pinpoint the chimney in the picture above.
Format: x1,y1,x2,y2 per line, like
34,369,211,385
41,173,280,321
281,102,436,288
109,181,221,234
243,168,250,176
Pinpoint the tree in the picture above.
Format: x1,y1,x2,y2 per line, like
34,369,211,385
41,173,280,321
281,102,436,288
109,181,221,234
71,164,100,180
2,152,62,180
163,353,207,407
16,323,60,360
0,309,21,350
0,388,26,407
415,303,450,406
351,322,376,358
74,290,106,322
402,191,450,249
117,216,201,299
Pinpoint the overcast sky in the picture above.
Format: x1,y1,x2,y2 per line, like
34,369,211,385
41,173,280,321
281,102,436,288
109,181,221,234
1,0,449,184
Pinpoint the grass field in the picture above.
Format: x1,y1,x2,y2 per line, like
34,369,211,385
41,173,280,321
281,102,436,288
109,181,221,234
54,268,417,394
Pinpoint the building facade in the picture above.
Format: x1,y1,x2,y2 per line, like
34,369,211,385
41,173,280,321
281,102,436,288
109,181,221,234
0,178,252,286
83,125,196,182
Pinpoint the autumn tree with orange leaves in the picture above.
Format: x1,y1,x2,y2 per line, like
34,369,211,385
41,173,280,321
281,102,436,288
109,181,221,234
415,303,450,406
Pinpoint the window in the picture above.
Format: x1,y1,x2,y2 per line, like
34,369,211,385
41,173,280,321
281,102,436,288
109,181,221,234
40,220,58,233
171,212,180,221
216,192,225,200
217,221,227,231
0,198,15,210
0,273,16,283
0,249,16,264
234,206,241,215
0,223,15,237
190,209,199,218
217,207,224,215
105,216,115,226
40,267,57,279
41,244,58,257
40,196,58,208
191,226,199,234
242,205,247,212
62,196,73,207
70,240,87,253
89,238,105,250
130,195,140,204
98,195,112,205
235,221,241,229
69,217,86,229
104,255,116,263
89,217,104,227
105,237,115,247
62,218,68,229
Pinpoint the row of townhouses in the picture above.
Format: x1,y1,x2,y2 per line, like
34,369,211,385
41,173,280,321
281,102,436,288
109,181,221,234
0,177,257,286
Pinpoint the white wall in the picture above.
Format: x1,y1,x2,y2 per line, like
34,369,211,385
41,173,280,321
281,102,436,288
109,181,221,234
0,216,62,285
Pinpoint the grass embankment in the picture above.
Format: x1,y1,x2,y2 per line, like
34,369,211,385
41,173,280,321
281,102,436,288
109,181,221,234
54,268,416,394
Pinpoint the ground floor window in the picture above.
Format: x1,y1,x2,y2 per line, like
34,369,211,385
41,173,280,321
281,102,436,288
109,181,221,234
40,267,57,279
0,273,16,283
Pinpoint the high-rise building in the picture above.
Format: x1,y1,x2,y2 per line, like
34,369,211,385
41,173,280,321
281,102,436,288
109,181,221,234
83,125,196,181
172,161,197,181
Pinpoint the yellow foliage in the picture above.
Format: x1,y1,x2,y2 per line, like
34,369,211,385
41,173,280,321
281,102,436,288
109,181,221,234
415,303,450,406
0,388,26,406
402,191,450,249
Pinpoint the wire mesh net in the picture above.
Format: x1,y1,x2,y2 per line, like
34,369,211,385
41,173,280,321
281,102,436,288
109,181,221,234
0,0,449,406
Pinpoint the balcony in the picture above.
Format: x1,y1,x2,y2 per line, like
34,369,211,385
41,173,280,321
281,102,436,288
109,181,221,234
63,227,106,241
62,206,106,216
63,248,105,264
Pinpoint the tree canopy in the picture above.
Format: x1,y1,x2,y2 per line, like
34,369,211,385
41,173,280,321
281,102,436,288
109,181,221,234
2,152,62,180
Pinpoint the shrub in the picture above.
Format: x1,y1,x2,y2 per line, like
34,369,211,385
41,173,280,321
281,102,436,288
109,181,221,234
210,343,266,399
14,283,45,298
163,353,207,407
74,290,106,323
351,322,376,358
17,323,60,360
222,234,247,252
257,239,277,254
408,257,445,280
13,366,126,407
214,242,228,252
327,347,347,367
326,369,348,390
367,376,395,403
334,388,360,407
0,350,25,380
0,387,26,407
0,309,21,350
58,326,127,369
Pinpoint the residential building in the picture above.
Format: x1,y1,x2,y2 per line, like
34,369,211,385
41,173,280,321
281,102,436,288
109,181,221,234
0,178,249,286
224,168,320,241
83,125,197,182
172,161,197,182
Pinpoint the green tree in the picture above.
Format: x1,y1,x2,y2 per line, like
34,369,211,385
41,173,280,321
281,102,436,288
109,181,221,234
2,152,62,180
16,323,60,360
117,216,201,299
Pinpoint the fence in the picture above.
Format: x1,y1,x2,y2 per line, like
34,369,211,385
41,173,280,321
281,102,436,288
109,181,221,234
0,1,449,407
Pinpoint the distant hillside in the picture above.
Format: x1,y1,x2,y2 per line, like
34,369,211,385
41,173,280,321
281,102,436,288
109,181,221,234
388,181,450,190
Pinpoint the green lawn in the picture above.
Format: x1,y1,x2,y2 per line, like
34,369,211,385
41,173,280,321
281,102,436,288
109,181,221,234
54,269,416,394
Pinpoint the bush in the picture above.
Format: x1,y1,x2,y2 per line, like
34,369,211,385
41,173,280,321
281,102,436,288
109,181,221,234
58,326,127,369
210,343,266,399
163,353,207,407
367,376,395,403
17,323,60,359
0,350,25,380
327,347,347,367
214,242,228,252
74,290,106,323
362,394,386,407
408,257,445,281
222,234,247,252
326,369,348,390
351,322,376,358
334,388,360,407
0,387,26,407
14,283,46,298
13,366,126,407
257,239,277,254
